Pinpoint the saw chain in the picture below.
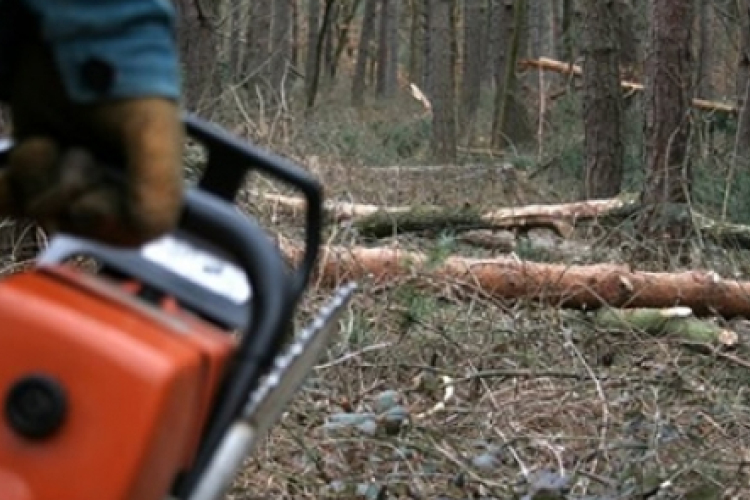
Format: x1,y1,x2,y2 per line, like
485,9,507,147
187,282,357,500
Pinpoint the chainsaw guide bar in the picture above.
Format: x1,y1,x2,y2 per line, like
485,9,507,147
243,281,357,434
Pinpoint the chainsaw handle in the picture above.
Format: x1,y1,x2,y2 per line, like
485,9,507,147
183,114,323,307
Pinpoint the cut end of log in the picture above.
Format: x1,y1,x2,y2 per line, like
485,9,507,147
660,306,693,319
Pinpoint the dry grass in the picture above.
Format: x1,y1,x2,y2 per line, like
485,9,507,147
228,161,750,499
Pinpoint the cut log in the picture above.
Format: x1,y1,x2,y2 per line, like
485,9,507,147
352,205,576,238
259,191,637,236
593,307,738,347
519,57,737,114
281,243,750,319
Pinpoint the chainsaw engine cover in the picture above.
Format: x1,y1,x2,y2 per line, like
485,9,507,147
0,265,236,500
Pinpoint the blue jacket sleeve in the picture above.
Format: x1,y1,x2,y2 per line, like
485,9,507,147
21,0,181,104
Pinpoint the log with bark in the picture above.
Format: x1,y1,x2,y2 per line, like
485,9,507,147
519,57,737,114
258,191,638,237
281,242,750,319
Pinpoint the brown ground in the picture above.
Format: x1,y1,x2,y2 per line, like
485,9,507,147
226,162,750,500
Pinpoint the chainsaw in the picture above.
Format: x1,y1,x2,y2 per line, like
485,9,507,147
0,115,355,500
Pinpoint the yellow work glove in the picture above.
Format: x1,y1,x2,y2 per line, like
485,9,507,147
0,40,184,247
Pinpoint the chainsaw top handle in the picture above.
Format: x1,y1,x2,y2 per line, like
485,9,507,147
184,114,322,305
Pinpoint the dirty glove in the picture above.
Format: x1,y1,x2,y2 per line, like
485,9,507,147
0,39,184,247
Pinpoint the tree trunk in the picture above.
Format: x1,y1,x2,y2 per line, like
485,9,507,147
270,0,292,92
305,0,321,98
491,0,532,150
560,0,574,62
386,0,400,96
323,0,338,80
248,0,272,80
352,0,379,106
291,0,300,70
408,0,425,86
581,0,624,199
695,0,713,98
459,0,484,142
175,0,219,113
331,0,363,81
429,0,457,164
737,0,750,157
422,0,435,98
306,0,336,109
376,0,393,97
639,0,694,236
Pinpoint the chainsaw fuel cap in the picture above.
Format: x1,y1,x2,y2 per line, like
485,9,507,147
5,374,68,440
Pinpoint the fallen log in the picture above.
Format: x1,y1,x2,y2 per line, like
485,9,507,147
519,57,737,115
353,197,640,238
593,306,738,347
259,191,637,236
282,243,750,319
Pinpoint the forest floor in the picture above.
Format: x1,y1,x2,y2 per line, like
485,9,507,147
229,160,750,500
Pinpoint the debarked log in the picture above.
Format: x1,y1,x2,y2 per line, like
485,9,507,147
593,306,738,347
281,243,750,319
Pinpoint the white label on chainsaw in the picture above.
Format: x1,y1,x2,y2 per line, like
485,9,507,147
141,236,251,304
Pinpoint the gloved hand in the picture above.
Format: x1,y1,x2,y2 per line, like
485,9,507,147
0,40,184,247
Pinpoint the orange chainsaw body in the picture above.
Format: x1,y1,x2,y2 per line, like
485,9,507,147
0,264,237,500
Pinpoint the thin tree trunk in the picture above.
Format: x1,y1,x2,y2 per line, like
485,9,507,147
352,0,379,106
491,0,531,150
385,0,400,96
430,0,457,164
459,0,483,142
422,0,434,98
408,0,424,86
270,0,292,92
306,0,336,109
736,0,750,157
331,0,363,81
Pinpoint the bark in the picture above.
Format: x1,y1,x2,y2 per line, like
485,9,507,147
695,0,713,98
384,0,400,97
737,0,750,157
352,0,379,106
581,0,624,199
306,0,337,109
331,0,363,81
639,0,694,235
376,0,390,96
281,243,750,319
459,0,484,142
422,0,435,98
560,0,574,62
429,0,457,164
491,0,533,150
305,0,321,100
248,1,272,77
408,0,425,85
520,57,736,114
175,0,219,113
323,1,338,80
270,0,293,91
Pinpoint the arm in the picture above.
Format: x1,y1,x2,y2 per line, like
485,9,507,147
21,0,181,103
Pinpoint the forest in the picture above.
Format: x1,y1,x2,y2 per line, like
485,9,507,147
13,1,750,499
